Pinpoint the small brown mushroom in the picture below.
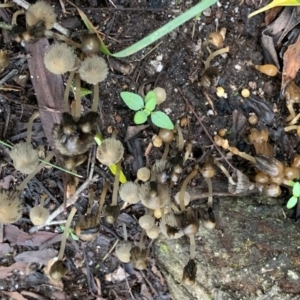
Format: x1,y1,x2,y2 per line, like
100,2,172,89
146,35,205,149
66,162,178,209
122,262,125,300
96,138,124,166
137,167,151,182
119,182,140,204
81,32,100,55
139,215,155,230
153,87,167,104
182,259,197,286
30,195,49,226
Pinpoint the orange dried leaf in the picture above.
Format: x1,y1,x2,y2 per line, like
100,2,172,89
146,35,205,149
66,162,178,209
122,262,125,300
282,36,300,89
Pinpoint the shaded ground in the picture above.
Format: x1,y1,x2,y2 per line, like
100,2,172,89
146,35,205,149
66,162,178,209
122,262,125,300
0,0,300,299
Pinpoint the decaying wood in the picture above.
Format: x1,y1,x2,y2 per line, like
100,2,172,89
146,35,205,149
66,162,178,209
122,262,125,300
25,39,64,146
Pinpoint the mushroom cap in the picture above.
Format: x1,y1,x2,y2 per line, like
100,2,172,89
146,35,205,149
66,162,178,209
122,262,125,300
30,206,50,225
138,182,169,210
96,138,124,166
44,43,76,75
138,215,155,230
49,259,68,282
26,0,56,29
146,224,160,239
10,142,39,174
119,182,140,204
137,167,151,182
174,191,191,207
158,129,174,143
153,87,166,104
130,246,149,270
75,215,100,241
160,212,184,239
81,32,101,55
115,241,132,263
79,56,108,85
0,189,23,224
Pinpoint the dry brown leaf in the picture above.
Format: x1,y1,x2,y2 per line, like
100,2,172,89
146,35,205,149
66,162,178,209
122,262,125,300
0,175,15,189
282,35,300,90
4,224,57,247
2,291,27,300
105,266,129,282
0,242,11,256
14,249,57,265
0,261,27,279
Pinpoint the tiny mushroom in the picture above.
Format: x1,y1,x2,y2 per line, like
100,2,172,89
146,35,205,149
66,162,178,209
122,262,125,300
153,87,166,104
137,167,151,182
119,182,140,204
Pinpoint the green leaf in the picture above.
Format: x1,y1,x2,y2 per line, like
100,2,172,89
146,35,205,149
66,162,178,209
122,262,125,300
248,0,300,18
120,92,144,111
144,109,151,116
289,181,295,187
151,111,174,129
112,0,218,57
287,196,298,209
293,182,300,197
145,94,157,112
145,91,157,103
134,111,148,124
72,85,92,97
71,233,79,241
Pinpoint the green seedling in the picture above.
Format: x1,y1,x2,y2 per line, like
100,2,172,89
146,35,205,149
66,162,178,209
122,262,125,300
248,0,300,18
286,181,300,209
71,85,92,97
60,225,79,241
120,91,174,130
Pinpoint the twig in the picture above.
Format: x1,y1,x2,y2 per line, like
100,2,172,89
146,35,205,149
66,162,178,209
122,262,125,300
0,69,18,87
29,175,99,233
177,87,236,171
102,239,118,262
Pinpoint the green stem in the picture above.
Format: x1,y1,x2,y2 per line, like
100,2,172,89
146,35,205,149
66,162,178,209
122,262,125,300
17,152,55,190
26,111,39,143
111,161,121,206
58,206,77,260
92,84,99,112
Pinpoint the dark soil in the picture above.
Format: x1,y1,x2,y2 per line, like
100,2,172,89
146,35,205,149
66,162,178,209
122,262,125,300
0,0,300,299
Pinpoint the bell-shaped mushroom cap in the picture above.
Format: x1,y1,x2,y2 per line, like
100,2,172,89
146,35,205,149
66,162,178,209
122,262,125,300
96,138,124,166
10,142,39,174
153,87,166,105
160,212,184,239
138,182,169,210
78,56,108,85
139,215,155,230
137,167,151,182
130,246,149,270
44,43,76,75
0,189,23,224
146,224,160,239
26,1,56,29
174,191,191,207
119,182,140,204
115,241,132,263
30,206,50,226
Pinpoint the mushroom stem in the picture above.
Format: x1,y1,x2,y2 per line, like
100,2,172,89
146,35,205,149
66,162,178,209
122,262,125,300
214,159,235,185
122,223,128,241
111,161,121,206
204,46,230,70
97,180,109,218
0,3,15,7
26,111,39,143
87,188,95,215
284,125,299,132
176,124,184,151
207,178,213,208
44,30,81,48
91,83,99,112
63,70,75,112
228,146,256,164
40,194,47,207
184,143,192,163
17,151,55,190
0,222,3,243
286,104,296,122
12,9,24,25
161,143,170,160
58,206,77,261
75,73,81,118
138,229,146,249
180,167,198,212
288,113,300,125
190,234,195,260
